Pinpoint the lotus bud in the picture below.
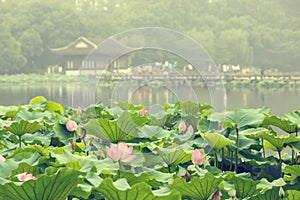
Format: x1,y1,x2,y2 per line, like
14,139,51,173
139,108,147,116
0,154,5,163
66,119,77,132
187,125,194,133
99,150,106,159
228,190,236,200
191,149,205,166
70,142,76,150
180,171,190,181
212,189,221,200
76,106,82,115
178,120,187,133
279,186,285,199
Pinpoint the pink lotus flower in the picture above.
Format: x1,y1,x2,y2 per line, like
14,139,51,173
106,142,136,162
187,125,194,133
139,108,147,116
178,120,187,133
212,190,221,200
0,155,5,163
16,172,35,181
66,119,77,132
191,149,205,166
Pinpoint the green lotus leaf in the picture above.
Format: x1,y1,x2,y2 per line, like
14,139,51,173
179,101,200,116
263,115,297,133
53,123,75,144
264,140,278,151
0,168,82,200
150,111,168,127
238,150,273,166
283,110,300,127
171,172,222,200
172,130,194,144
257,178,286,192
224,108,265,129
282,165,300,181
117,102,143,111
118,171,150,186
158,148,191,166
45,101,64,114
0,152,41,178
84,111,145,143
70,172,103,199
250,187,281,200
229,131,260,150
245,131,300,151
0,106,19,118
4,120,45,137
135,125,172,140
97,178,181,200
287,190,300,200
51,149,119,174
84,118,125,143
117,112,148,135
22,131,53,145
29,96,47,104
225,172,261,199
200,132,235,150
16,109,50,123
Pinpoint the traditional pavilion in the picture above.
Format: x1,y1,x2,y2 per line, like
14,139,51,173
50,37,131,75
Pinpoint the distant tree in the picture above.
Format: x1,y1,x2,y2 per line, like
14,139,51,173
0,25,26,74
19,28,43,70
217,29,253,66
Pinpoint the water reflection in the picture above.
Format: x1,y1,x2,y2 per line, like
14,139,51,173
0,83,300,115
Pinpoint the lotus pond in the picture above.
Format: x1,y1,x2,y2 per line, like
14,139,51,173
0,96,299,200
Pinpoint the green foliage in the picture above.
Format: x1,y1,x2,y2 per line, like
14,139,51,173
0,97,300,199
0,168,83,200
172,172,223,200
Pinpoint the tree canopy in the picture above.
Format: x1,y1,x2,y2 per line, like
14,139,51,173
0,0,299,73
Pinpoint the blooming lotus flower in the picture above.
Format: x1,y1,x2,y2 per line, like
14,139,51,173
191,149,205,166
212,190,221,200
16,172,35,181
0,155,5,163
66,119,77,132
106,142,136,162
140,108,147,116
187,125,194,133
178,120,187,133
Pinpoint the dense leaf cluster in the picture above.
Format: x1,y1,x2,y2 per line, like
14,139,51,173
0,96,299,199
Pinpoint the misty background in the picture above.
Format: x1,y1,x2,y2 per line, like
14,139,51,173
0,0,299,74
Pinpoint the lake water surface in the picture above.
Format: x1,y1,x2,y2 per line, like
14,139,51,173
1,82,299,115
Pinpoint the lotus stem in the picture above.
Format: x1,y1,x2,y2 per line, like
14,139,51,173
261,139,265,158
168,164,171,173
229,148,233,171
214,151,218,167
295,128,298,164
19,136,22,148
221,148,224,170
278,150,282,177
235,127,239,172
